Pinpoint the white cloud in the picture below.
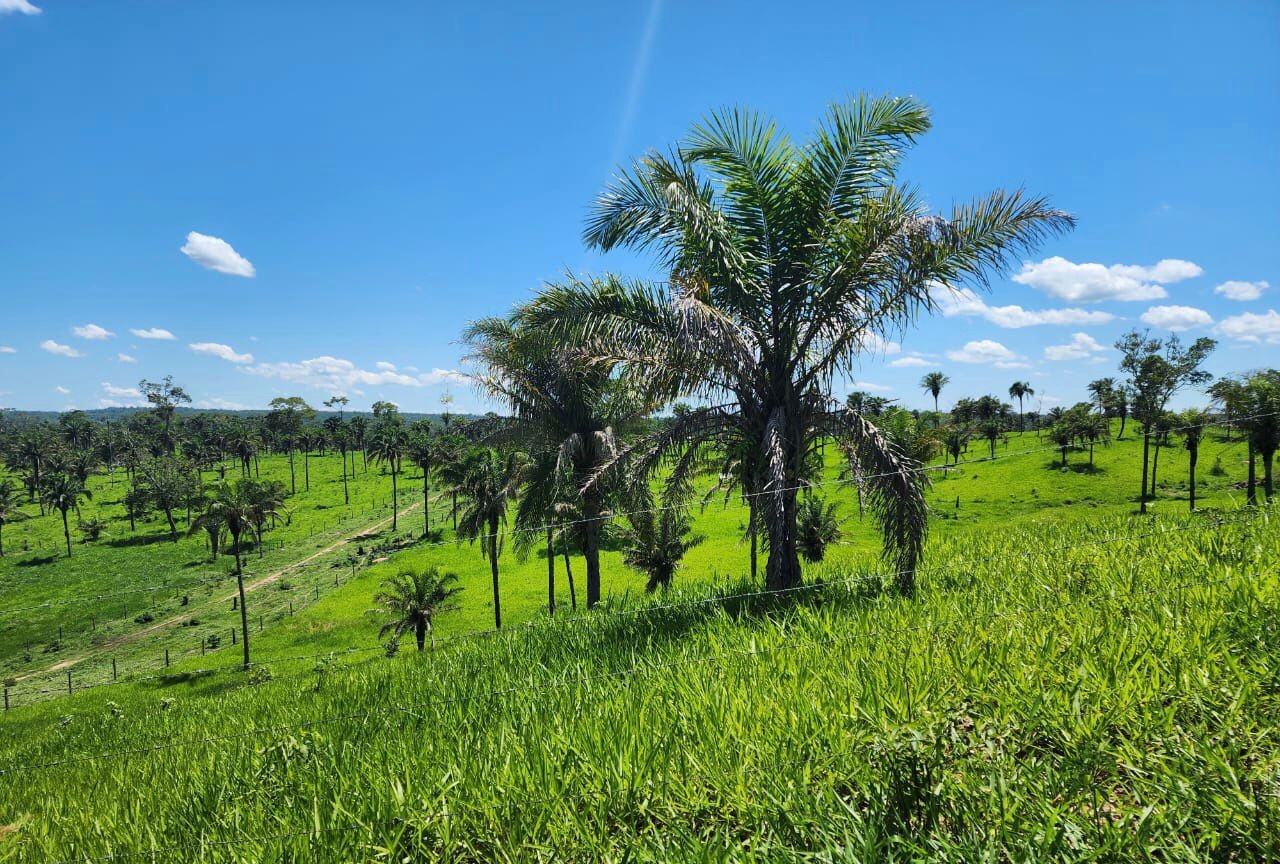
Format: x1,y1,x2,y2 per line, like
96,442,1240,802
1216,309,1280,344
1139,305,1213,332
1044,332,1107,361
931,284,1114,328
0,346,15,354
375,361,397,371
946,339,1027,368
54,386,70,395
1012,256,1202,303
853,380,893,393
0,0,42,15
41,339,83,358
180,231,256,278
130,327,176,340
247,355,468,391
195,397,249,410
860,333,901,355
1214,280,1268,302
189,342,254,364
888,354,930,368
72,323,115,340
117,353,137,363
101,382,141,399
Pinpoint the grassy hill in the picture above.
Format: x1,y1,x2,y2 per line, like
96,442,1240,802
0,424,1276,859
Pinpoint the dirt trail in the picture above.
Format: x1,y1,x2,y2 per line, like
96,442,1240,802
16,501,421,682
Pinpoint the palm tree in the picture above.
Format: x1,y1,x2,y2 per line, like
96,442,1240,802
245,479,288,557
407,423,443,536
1048,422,1074,467
526,98,1071,595
1234,371,1280,502
371,566,462,651
349,416,370,473
325,418,351,505
196,481,258,670
0,478,29,557
1008,381,1034,432
465,311,649,608
41,472,90,557
922,372,951,419
622,502,704,592
453,448,524,629
367,423,408,531
794,495,842,564
1178,408,1209,511
189,497,223,562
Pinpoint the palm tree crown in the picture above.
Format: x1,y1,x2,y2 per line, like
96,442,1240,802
527,97,1072,593
371,565,462,651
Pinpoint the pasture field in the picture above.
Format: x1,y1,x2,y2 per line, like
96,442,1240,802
0,422,1276,860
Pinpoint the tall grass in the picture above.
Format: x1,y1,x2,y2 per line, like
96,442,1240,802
0,508,1275,861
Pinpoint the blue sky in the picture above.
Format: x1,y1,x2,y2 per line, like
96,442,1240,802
1,0,1276,414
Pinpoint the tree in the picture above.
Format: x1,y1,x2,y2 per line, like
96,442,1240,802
453,448,523,629
372,566,462,651
266,397,314,494
794,495,842,564
1048,422,1075,467
0,478,29,557
407,422,443,536
245,479,288,557
1087,378,1115,416
367,423,408,531
465,310,650,608
921,372,951,419
622,501,704,592
526,97,1071,595
1178,408,1209,511
1231,371,1280,503
1008,381,1034,432
325,417,352,505
1115,331,1216,513
194,482,258,670
349,416,370,473
139,376,191,454
189,496,224,561
40,472,90,557
134,455,198,541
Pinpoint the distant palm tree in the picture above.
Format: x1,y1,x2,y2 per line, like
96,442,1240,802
325,418,351,505
195,481,259,670
246,479,288,557
794,495,842,564
0,479,30,557
1048,423,1074,467
407,423,445,536
454,448,524,629
1008,381,1034,432
623,502,704,592
1178,408,1209,511
371,565,462,651
40,472,90,557
188,497,224,562
921,372,950,422
367,423,408,531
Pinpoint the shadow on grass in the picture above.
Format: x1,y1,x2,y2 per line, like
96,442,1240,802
15,554,59,567
1041,460,1106,475
105,532,177,549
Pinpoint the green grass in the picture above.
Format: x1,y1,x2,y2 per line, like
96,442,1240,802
0,424,1275,859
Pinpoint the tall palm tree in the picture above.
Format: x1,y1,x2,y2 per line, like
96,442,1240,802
196,481,259,670
1178,408,1209,511
1007,381,1034,432
407,423,443,536
527,99,1071,594
465,311,649,608
922,372,951,419
0,478,29,557
40,472,90,557
367,423,408,531
246,479,288,557
325,418,351,505
371,565,462,651
453,448,524,629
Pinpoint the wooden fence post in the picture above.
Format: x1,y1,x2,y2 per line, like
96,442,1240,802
112,658,117,681
66,669,72,695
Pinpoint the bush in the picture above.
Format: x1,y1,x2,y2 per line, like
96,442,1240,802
133,612,154,625
247,664,273,686
205,634,221,649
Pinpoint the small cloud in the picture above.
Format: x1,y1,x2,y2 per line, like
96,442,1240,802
1044,332,1107,361
72,323,115,340
247,355,467,391
117,353,137,363
0,346,15,354
54,386,70,395
861,333,901,356
853,380,893,393
375,361,397,371
1139,305,1213,332
1216,309,1280,344
195,397,249,410
888,353,930,368
101,382,142,399
130,327,176,340
1012,256,1201,303
1214,280,1268,302
0,0,42,15
946,339,1027,368
41,339,83,358
189,342,254,364
180,231,256,278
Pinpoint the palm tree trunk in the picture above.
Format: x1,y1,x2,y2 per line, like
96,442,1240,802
165,509,177,542
1264,448,1275,502
546,527,555,616
488,520,502,629
1188,448,1197,511
341,451,350,505
1139,432,1151,514
236,571,250,672
451,492,458,531
1247,442,1257,505
303,450,310,492
288,448,296,494
561,536,577,611
61,508,71,557
233,530,243,575
415,620,426,652
764,487,802,591
1150,439,1161,497
583,492,603,609
423,470,430,536
390,470,398,532
0,522,5,558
